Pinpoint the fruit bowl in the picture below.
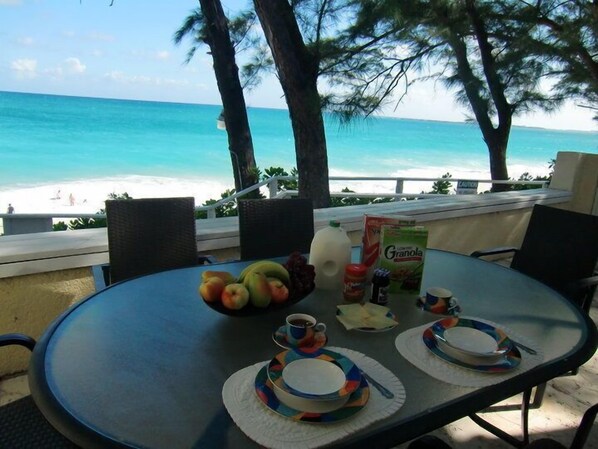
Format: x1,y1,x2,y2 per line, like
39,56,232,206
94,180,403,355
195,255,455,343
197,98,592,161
202,284,314,317
199,252,316,317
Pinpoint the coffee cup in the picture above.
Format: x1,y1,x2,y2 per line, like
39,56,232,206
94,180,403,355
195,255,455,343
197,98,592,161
285,313,326,347
423,287,459,314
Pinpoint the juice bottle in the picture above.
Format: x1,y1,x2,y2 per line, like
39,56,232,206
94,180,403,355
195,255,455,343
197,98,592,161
309,220,352,290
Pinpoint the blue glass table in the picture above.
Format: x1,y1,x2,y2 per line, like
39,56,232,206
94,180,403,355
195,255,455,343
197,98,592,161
29,249,597,448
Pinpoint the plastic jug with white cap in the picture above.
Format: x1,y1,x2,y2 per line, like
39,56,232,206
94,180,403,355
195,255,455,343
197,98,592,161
309,220,352,290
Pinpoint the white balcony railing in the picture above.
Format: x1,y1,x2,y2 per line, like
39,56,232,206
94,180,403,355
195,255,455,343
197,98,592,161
0,175,547,236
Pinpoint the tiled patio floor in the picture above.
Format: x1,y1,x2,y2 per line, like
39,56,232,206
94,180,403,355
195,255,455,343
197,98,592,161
2,303,596,448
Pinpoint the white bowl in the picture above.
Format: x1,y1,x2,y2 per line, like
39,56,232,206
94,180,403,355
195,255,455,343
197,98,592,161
444,326,499,355
282,358,346,396
271,382,349,413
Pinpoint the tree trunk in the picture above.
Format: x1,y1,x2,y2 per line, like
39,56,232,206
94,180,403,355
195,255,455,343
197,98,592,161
199,0,259,196
445,4,512,192
253,0,331,208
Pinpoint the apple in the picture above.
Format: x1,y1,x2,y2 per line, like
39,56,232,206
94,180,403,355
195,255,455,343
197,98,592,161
199,276,226,303
201,270,236,285
267,277,289,303
221,283,250,310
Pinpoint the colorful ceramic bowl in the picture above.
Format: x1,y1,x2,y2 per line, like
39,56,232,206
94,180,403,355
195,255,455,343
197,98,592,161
255,364,369,422
267,348,361,400
423,321,521,372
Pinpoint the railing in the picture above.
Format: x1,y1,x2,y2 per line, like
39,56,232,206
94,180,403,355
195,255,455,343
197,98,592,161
0,176,547,234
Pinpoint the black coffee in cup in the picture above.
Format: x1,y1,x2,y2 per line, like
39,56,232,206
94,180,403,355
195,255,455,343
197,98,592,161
289,318,313,327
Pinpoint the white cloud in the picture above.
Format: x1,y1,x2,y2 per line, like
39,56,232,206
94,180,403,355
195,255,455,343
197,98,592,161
0,0,22,5
103,70,194,88
155,50,170,60
91,49,104,57
64,57,86,74
87,31,115,42
103,71,151,84
16,36,34,46
43,67,63,80
62,31,76,39
10,58,37,79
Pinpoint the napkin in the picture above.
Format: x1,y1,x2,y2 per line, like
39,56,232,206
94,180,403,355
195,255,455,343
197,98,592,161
222,346,406,449
336,303,398,330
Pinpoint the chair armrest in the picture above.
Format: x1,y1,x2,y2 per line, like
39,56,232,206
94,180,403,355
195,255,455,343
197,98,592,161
569,275,598,290
0,333,36,351
198,254,217,265
92,263,110,291
563,275,598,312
471,247,519,258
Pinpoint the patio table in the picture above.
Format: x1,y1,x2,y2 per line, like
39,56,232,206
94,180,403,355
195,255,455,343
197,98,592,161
28,249,597,448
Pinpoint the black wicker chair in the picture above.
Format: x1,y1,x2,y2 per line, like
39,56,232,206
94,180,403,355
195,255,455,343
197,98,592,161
97,197,213,286
472,204,598,313
469,204,598,447
0,334,80,448
238,198,314,260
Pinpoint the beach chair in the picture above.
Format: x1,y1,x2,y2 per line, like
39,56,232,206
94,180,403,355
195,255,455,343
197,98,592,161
469,204,598,446
238,198,315,260
96,197,214,287
0,333,81,448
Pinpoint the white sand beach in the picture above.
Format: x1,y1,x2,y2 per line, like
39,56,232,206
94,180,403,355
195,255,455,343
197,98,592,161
0,176,231,217
0,163,549,218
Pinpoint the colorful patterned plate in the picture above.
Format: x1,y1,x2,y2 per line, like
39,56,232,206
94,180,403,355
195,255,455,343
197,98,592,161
255,364,370,422
423,320,521,372
272,325,328,350
433,318,511,358
267,348,362,400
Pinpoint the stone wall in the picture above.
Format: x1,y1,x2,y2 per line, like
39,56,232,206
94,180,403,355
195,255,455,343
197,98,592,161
0,268,95,376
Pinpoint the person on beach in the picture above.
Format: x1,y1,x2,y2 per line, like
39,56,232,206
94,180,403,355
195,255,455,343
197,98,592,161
7,203,14,214
69,193,75,206
53,189,61,200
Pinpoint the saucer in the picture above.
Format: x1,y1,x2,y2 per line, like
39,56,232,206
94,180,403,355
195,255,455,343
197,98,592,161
416,297,461,316
272,325,328,350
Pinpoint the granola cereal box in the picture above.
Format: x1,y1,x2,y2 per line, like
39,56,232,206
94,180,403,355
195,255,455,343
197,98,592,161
378,225,428,293
361,214,416,281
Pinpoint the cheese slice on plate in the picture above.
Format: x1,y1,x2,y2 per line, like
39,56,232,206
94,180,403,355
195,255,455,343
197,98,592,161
336,303,398,330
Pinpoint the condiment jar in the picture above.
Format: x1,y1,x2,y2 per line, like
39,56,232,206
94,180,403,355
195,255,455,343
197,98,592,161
343,263,367,302
370,268,390,305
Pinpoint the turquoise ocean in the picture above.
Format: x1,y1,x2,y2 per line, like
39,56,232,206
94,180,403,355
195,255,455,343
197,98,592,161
1,90,596,213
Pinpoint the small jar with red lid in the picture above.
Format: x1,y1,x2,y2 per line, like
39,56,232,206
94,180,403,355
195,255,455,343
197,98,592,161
343,263,367,302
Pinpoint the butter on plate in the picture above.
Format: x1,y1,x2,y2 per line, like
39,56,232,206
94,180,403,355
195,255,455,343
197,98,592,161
336,303,398,330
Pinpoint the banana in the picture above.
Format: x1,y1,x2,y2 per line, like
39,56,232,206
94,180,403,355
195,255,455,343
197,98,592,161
238,260,290,286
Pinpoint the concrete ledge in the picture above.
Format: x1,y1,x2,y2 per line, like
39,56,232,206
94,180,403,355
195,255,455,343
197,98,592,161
0,188,571,279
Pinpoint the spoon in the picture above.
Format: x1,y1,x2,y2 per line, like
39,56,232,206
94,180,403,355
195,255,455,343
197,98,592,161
359,370,394,399
510,339,538,355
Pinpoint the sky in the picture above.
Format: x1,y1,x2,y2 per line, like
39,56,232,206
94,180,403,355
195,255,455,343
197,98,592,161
1,0,596,132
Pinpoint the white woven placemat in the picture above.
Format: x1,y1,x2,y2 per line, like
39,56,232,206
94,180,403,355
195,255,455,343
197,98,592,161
395,317,544,387
222,346,406,449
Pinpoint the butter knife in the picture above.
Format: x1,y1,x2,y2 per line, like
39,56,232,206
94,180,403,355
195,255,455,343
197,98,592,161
359,369,394,399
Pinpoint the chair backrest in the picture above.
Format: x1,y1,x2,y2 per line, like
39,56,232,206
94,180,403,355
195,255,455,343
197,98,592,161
511,204,598,305
238,198,314,260
106,197,198,284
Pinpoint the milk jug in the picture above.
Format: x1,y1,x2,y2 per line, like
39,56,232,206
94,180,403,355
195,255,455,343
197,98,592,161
309,220,351,290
